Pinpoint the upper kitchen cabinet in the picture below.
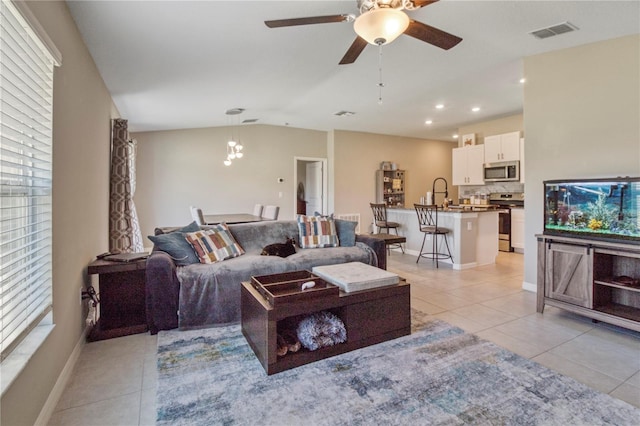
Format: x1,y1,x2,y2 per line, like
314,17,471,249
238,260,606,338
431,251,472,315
484,131,521,162
520,137,525,183
452,145,484,186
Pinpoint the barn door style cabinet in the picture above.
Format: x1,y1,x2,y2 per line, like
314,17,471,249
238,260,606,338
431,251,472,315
537,235,640,332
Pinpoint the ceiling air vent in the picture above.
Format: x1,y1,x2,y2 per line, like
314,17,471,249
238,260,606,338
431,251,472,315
334,110,355,117
242,119,258,124
529,21,578,39
225,107,245,115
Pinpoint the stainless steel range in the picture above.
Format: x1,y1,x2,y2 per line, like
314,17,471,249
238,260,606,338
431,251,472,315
489,192,525,252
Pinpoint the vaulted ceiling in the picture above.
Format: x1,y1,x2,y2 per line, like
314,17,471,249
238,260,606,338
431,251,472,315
66,1,640,141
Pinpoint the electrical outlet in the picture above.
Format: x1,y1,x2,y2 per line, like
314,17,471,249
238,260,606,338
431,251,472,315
467,222,472,231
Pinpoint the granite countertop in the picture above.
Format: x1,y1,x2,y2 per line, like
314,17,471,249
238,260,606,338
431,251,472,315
388,205,500,213
445,205,501,212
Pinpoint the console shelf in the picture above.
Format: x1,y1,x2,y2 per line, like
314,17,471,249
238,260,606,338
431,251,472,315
594,279,640,293
593,303,640,323
537,235,640,332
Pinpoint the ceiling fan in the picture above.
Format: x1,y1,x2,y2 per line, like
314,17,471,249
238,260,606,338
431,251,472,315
265,0,462,65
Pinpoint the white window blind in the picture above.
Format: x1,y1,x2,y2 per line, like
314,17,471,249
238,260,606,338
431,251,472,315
1,0,57,360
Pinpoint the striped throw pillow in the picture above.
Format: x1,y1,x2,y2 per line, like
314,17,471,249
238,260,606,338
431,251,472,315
185,224,245,264
297,215,339,249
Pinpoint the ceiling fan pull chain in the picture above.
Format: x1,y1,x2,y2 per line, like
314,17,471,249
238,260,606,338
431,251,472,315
377,43,384,104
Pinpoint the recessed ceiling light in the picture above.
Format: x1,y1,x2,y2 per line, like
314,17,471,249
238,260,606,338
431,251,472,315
436,104,444,109
472,107,480,112
425,120,433,125
519,78,526,84
452,134,459,139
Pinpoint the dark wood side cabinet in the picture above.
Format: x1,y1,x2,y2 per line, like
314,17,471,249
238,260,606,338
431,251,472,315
87,258,148,341
537,235,640,332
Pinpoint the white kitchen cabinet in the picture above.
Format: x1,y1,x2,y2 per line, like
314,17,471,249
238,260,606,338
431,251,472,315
519,138,525,183
511,207,525,250
484,131,520,162
452,145,484,185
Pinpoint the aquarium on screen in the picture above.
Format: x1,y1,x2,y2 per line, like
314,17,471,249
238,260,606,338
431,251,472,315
544,177,640,244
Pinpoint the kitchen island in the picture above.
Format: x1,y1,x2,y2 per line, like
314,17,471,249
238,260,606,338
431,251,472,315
386,207,499,269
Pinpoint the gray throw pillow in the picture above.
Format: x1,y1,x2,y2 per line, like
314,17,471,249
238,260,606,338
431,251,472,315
335,219,357,247
177,221,200,233
147,222,201,266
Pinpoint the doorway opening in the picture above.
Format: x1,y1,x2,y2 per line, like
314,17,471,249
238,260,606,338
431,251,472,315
293,157,328,217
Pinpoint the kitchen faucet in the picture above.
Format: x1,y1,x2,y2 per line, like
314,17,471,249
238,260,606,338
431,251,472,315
432,177,449,206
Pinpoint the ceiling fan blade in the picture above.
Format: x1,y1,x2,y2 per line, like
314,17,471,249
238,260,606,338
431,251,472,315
411,0,439,8
339,36,368,65
265,14,350,28
404,20,462,50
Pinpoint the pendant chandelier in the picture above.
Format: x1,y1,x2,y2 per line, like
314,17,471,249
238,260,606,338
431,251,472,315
224,108,245,166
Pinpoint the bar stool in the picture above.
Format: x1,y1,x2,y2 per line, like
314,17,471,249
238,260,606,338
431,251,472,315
414,204,453,268
370,203,404,254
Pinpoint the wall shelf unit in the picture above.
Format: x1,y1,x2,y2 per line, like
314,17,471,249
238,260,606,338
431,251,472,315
376,169,405,207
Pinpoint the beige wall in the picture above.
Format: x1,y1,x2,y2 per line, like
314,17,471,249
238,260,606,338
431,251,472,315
1,2,116,425
133,124,327,240
457,114,523,147
523,34,640,288
134,126,454,240
332,130,456,232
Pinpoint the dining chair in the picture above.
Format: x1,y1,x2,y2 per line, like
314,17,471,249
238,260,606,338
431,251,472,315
370,203,404,254
263,205,279,220
414,203,453,268
253,204,264,217
189,205,205,226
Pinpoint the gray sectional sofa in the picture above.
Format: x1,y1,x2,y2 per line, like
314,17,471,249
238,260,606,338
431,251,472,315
145,219,386,334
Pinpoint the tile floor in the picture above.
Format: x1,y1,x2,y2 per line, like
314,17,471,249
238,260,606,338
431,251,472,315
48,252,640,425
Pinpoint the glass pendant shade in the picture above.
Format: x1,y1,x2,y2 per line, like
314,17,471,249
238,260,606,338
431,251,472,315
222,108,246,165
354,8,410,45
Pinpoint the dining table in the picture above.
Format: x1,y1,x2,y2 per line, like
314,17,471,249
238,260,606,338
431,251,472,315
203,213,265,225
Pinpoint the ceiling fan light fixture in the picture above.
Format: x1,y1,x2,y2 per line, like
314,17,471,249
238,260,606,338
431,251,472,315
354,8,409,45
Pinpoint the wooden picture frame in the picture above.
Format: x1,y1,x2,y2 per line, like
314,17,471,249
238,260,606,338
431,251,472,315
462,133,476,146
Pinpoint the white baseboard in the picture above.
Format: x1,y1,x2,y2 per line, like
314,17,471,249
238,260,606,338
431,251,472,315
522,280,537,292
35,325,89,426
452,262,478,270
391,248,478,270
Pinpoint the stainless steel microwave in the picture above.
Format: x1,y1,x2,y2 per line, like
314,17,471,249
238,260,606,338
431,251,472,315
484,161,520,182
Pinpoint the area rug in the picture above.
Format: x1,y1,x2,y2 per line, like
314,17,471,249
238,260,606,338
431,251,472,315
156,313,639,425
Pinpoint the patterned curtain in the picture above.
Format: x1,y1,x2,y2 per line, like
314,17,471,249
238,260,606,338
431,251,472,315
109,118,144,253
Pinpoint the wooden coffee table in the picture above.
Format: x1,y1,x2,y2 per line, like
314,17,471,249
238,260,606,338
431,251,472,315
241,277,410,375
